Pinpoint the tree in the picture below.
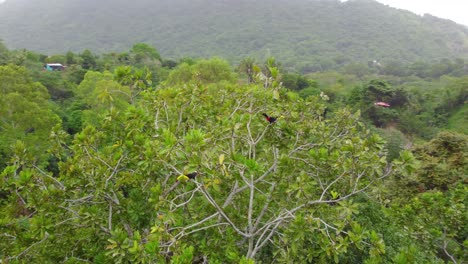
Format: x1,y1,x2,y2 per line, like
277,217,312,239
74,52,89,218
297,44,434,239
0,65,60,168
162,59,178,69
343,63,371,78
0,69,398,262
113,66,153,104
281,73,317,91
80,49,97,70
166,57,235,85
0,40,9,65
3,50,461,263
45,54,66,64
65,51,76,65
412,131,467,191
130,43,161,62
238,57,256,84
31,70,74,101
387,185,466,263
379,131,467,262
350,80,407,127
380,61,408,76
75,70,132,126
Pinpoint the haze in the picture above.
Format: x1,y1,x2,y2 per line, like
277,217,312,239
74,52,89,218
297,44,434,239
1,0,467,26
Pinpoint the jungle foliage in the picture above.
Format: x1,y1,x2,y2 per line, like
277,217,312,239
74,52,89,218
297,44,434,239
1,0,468,72
0,43,466,263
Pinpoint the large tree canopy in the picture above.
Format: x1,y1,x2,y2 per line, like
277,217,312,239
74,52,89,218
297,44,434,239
0,52,465,263
0,65,60,168
0,68,403,262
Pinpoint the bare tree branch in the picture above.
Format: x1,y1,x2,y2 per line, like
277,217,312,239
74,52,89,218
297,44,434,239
6,232,49,261
54,216,80,227
33,165,65,190
108,203,113,231
253,183,276,232
65,195,94,203
222,180,239,209
319,171,347,200
105,154,125,189
442,233,458,264
169,187,200,211
196,181,248,237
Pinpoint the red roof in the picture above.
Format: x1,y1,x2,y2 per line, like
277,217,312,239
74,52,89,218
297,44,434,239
374,102,390,107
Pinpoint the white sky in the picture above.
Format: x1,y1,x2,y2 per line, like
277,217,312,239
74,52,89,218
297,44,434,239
363,0,468,26
0,0,467,26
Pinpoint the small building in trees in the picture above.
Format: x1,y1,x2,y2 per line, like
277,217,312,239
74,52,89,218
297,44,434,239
44,63,65,71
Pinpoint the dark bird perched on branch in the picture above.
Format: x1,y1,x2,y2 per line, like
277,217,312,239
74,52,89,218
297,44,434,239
164,171,200,197
186,171,198,180
176,171,199,182
262,113,277,124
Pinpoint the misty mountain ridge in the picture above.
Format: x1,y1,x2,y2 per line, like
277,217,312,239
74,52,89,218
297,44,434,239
0,0,467,71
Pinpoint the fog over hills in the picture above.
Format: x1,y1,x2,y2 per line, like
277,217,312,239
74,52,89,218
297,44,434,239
1,0,467,70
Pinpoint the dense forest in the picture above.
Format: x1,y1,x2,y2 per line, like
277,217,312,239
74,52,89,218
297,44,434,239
1,0,468,72
0,36,466,263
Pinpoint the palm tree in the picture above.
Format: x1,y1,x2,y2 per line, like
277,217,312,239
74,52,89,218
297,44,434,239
238,57,256,84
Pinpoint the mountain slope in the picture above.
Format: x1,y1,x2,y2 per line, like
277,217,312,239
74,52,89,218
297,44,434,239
1,0,467,69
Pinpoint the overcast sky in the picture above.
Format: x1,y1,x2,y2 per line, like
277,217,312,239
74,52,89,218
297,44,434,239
0,0,467,26
374,0,468,26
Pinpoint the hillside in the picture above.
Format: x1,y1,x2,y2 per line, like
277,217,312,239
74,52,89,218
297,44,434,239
1,0,468,70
